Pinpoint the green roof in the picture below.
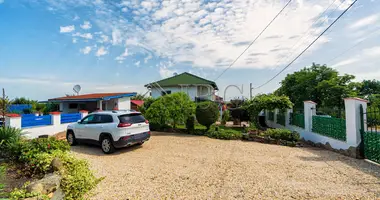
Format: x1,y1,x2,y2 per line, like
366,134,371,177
145,72,218,90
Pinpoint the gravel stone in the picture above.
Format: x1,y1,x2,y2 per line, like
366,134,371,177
71,132,380,200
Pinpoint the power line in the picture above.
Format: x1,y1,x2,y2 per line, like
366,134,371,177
214,0,293,81
254,0,358,90
269,0,344,73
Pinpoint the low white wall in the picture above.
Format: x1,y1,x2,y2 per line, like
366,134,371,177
267,120,351,150
6,111,89,139
265,98,367,151
22,123,73,139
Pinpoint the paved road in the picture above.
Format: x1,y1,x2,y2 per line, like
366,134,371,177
71,132,380,200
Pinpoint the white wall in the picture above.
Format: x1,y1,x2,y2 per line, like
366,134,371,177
118,97,131,110
266,120,352,150
22,123,74,139
265,98,366,151
150,86,216,101
151,86,184,98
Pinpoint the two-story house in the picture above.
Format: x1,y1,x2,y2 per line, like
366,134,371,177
144,72,219,101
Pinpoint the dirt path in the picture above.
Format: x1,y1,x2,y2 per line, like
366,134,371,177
71,132,380,200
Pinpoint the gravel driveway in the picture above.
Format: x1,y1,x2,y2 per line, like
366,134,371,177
71,132,380,200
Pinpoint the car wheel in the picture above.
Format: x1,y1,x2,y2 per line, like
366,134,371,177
101,136,115,154
66,131,77,146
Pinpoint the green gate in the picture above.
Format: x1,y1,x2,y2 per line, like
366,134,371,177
360,105,380,164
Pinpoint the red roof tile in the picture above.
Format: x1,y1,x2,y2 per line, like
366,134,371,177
131,100,144,106
49,93,134,101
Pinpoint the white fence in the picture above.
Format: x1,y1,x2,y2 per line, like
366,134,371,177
5,111,88,139
266,98,368,152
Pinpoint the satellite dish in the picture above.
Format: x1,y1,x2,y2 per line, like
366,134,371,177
73,85,81,95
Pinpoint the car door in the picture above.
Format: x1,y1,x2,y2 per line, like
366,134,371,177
84,114,115,141
75,114,95,139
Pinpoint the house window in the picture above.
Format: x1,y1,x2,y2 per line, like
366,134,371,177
161,90,171,96
69,103,78,109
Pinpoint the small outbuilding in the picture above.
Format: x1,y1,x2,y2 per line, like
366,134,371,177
47,92,136,113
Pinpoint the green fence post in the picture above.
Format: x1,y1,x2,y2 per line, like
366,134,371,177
359,104,365,158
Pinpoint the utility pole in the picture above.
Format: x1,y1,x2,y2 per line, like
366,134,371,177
249,83,252,99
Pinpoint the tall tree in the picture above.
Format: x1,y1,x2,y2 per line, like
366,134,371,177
359,80,380,96
275,63,357,113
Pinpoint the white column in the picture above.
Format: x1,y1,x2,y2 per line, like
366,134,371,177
59,103,63,112
285,108,292,127
50,112,61,125
274,109,278,124
5,114,22,129
97,100,103,110
304,101,317,132
80,110,88,119
344,97,368,147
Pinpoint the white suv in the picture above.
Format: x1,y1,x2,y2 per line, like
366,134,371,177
66,110,150,154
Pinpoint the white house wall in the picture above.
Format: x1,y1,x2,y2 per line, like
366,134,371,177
118,97,131,110
151,86,198,100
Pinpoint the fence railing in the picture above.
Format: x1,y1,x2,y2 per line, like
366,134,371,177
61,113,82,124
312,116,346,141
277,112,285,126
363,131,380,164
21,115,52,128
361,105,380,164
290,113,305,128
268,111,274,121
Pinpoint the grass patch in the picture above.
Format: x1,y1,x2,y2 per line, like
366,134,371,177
176,124,207,130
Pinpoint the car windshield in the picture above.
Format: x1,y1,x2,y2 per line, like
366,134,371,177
118,113,145,124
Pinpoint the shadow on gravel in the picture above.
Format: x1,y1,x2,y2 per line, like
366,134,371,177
151,131,203,137
298,147,380,181
70,143,143,156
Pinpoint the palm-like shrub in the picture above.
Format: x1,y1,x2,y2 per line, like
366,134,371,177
0,127,22,157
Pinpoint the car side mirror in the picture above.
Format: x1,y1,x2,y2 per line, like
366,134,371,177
77,120,82,124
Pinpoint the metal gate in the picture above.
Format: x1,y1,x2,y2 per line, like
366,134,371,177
360,105,380,164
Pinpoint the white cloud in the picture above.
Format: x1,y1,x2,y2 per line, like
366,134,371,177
72,32,93,39
362,46,380,57
144,54,152,63
349,14,379,29
112,29,122,45
80,21,92,30
50,0,348,69
332,58,359,68
100,35,109,43
96,46,108,57
115,48,129,62
60,25,75,33
135,61,140,67
73,15,80,21
159,66,176,78
80,46,92,54
72,38,78,43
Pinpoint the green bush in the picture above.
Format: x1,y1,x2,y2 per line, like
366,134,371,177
0,165,5,194
221,110,230,125
196,101,219,130
206,126,243,140
186,115,195,133
9,182,49,200
58,152,103,200
0,127,22,158
261,129,300,142
14,138,70,175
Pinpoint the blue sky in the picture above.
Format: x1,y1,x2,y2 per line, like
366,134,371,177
1,0,380,100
